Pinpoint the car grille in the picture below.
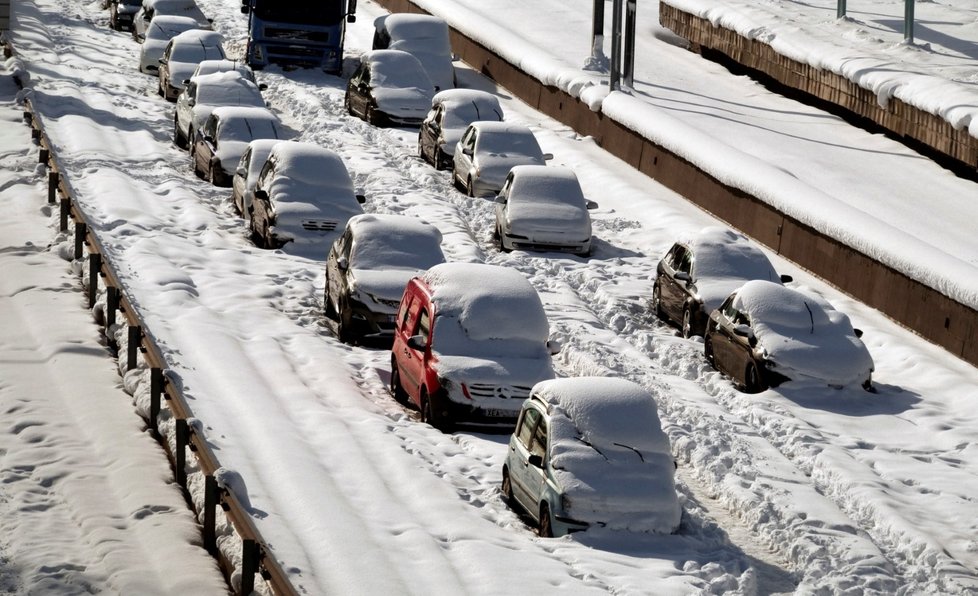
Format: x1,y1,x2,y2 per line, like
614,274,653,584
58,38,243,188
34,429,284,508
376,297,400,309
466,383,534,401
301,219,338,232
265,29,330,43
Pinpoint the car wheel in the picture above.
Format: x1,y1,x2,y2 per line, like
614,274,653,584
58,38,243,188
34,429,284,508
173,117,187,149
417,134,426,161
366,104,382,126
344,93,355,116
323,287,338,319
501,469,515,508
682,307,693,338
157,76,165,97
421,389,450,432
704,336,716,366
434,147,448,171
249,217,264,248
497,226,511,252
208,162,220,186
390,362,408,404
744,361,764,393
651,281,665,319
539,503,554,538
466,176,475,197
337,298,355,344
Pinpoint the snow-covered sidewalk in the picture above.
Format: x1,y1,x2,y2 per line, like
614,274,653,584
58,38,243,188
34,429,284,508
0,61,225,595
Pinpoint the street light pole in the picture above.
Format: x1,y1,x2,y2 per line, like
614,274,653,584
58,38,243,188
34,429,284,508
904,0,915,43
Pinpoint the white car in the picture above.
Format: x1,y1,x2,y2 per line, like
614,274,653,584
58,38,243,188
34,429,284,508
493,165,597,257
373,13,455,92
132,0,209,43
173,71,265,150
452,121,551,197
345,50,435,127
231,139,279,218
249,142,366,255
503,377,681,537
136,15,200,74
157,29,226,101
191,106,285,187
418,89,503,170
704,280,875,392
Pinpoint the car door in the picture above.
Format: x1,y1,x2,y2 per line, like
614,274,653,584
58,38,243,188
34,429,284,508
508,406,543,512
453,126,476,183
232,145,251,212
326,228,352,313
349,64,371,117
175,81,196,138
494,173,513,234
712,295,749,379
194,114,219,174
660,243,692,322
420,104,442,161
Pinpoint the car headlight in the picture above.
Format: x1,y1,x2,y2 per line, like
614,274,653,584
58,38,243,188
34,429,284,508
560,494,571,513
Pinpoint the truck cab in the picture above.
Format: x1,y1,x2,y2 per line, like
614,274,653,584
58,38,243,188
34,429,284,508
240,0,357,74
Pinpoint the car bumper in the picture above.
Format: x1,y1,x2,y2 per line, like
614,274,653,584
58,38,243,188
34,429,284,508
503,234,591,256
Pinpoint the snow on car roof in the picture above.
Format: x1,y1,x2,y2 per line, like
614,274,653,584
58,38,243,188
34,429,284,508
734,279,837,331
507,165,584,205
433,89,503,129
348,214,445,271
169,29,223,46
432,89,500,111
685,227,780,281
193,71,264,107
267,142,354,190
209,106,280,141
378,14,451,49
363,50,433,90
472,122,544,157
147,15,199,36
422,262,549,342
192,59,254,81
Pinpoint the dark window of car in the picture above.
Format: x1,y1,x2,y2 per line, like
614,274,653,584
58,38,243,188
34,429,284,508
670,245,692,275
398,295,414,329
203,115,218,139
516,407,541,449
257,159,275,190
721,295,749,326
415,309,431,345
530,416,548,460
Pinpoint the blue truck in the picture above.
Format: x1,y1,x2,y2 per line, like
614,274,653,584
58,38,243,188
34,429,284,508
241,0,357,74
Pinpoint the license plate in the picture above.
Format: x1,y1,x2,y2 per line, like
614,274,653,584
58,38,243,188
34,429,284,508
482,409,512,418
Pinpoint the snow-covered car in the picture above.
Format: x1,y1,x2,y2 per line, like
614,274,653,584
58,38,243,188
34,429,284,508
188,58,256,84
653,227,793,338
390,262,560,431
345,50,435,127
173,71,266,149
133,0,209,43
418,89,503,170
231,138,278,218
191,106,285,187
704,280,875,392
325,214,446,345
493,165,598,257
453,121,552,197
108,0,143,31
157,29,226,101
249,142,366,252
136,15,200,74
373,13,455,92
503,377,682,537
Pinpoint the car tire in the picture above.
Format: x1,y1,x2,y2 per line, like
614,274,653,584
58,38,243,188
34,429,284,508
744,361,763,393
651,281,665,319
539,503,554,538
501,469,515,508
682,307,693,339
434,147,448,171
417,134,426,161
344,93,355,116
497,226,511,252
173,117,187,149
704,336,716,367
337,298,355,344
209,162,220,186
421,389,450,432
466,176,475,198
366,104,382,126
324,287,338,319
390,361,408,404
249,217,264,248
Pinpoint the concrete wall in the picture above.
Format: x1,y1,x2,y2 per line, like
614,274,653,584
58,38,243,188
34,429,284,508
371,0,978,368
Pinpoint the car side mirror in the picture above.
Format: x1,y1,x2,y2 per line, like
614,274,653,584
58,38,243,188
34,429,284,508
236,167,246,177
204,134,214,144
547,339,561,355
493,195,506,204
853,328,864,339
355,194,367,204
585,199,598,210
182,78,191,86
254,189,269,201
780,274,793,283
259,83,268,91
542,153,554,161
407,334,426,351
462,147,473,157
337,256,349,271
527,454,543,468
158,58,167,65
674,271,691,283
347,14,356,23
187,98,196,107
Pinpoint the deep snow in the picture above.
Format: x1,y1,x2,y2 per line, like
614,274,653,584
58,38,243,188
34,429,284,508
2,0,978,594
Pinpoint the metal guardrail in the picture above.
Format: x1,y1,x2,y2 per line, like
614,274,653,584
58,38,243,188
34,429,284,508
19,93,299,596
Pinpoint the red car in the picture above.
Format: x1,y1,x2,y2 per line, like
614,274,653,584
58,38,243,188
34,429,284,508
390,263,559,431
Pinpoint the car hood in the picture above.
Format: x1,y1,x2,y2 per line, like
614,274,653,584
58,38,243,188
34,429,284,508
434,354,555,389
215,140,250,172
550,446,681,533
271,200,361,254
758,323,874,386
373,87,433,119
351,268,418,304
167,62,199,89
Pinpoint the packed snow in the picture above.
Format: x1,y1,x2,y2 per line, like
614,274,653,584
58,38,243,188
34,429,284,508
3,0,978,593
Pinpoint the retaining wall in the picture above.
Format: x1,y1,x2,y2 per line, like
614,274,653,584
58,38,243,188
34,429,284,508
374,0,978,367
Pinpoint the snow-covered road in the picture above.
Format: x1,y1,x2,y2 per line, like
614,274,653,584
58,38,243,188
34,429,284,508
4,0,978,593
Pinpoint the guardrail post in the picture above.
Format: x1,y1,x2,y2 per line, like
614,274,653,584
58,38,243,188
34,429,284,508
88,253,101,309
241,539,259,595
106,286,119,330
204,474,218,554
150,367,163,435
127,325,141,370
60,197,70,231
175,418,188,485
74,222,86,260
22,110,32,126
47,171,58,204
38,147,48,164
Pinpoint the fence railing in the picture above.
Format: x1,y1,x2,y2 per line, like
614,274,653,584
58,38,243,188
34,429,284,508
20,91,299,596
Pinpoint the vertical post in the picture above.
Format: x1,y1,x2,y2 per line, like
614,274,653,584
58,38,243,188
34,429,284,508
623,0,637,89
60,198,70,232
47,171,58,204
106,286,119,330
127,325,141,371
204,475,218,554
610,0,623,91
904,0,914,43
74,222,86,260
88,253,101,309
150,368,164,434
38,147,48,164
837,0,846,19
175,418,188,486
241,539,259,595
584,0,608,71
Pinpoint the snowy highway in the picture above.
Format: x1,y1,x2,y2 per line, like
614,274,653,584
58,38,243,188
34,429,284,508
4,0,978,594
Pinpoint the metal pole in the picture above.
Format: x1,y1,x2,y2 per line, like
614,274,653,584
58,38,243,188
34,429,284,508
610,0,623,91
150,367,164,435
837,0,846,19
623,0,637,89
127,325,141,371
88,253,101,309
584,0,608,71
204,475,218,554
241,539,259,595
905,0,914,43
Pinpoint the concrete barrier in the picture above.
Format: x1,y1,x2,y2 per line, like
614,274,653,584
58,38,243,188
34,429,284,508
371,0,978,367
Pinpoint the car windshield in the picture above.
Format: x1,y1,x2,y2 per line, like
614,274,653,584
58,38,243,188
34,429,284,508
694,244,779,281
351,234,444,271
477,130,542,158
171,42,223,63
149,20,196,40
196,81,264,107
219,117,281,142
443,101,502,130
371,56,430,89
253,0,343,26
